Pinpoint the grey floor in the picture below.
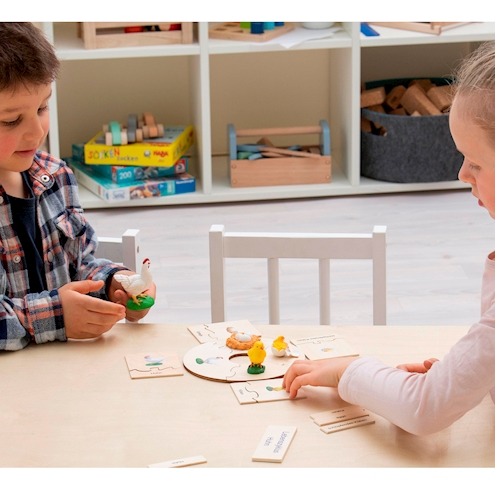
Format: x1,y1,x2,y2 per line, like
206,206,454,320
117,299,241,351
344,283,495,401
84,187,493,328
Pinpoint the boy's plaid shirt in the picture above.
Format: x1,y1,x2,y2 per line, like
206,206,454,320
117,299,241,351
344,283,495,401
0,151,123,351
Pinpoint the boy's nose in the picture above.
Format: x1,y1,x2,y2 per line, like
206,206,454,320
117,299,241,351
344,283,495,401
458,159,473,184
24,118,45,142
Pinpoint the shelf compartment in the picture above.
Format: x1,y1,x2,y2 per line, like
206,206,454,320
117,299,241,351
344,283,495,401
80,22,194,49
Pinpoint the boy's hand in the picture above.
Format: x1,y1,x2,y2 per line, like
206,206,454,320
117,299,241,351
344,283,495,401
283,356,359,399
107,271,157,323
59,280,126,339
396,358,438,373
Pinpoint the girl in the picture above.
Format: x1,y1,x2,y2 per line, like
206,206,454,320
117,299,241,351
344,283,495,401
284,41,495,436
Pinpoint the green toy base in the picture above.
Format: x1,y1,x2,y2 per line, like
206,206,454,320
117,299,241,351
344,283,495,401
247,364,265,375
126,295,155,311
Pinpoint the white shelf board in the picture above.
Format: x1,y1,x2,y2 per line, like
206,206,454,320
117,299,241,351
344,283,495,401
358,176,470,194
77,170,471,210
53,23,200,61
360,22,495,47
208,24,352,55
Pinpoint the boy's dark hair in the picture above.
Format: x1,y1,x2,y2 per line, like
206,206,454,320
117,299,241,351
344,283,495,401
0,22,60,92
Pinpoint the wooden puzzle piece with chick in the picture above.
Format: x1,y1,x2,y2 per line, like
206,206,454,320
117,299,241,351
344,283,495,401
125,351,183,379
231,378,307,404
187,320,260,344
290,334,359,361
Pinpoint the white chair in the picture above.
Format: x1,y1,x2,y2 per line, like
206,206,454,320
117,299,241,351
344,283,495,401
95,228,140,272
209,224,387,325
96,229,141,323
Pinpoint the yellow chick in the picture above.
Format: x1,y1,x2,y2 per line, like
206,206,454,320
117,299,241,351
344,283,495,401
247,341,266,367
272,336,287,352
271,335,288,357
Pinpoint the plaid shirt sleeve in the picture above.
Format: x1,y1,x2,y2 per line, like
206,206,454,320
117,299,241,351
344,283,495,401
0,152,125,351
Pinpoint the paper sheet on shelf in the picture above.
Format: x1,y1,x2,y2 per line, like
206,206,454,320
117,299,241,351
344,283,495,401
259,25,342,49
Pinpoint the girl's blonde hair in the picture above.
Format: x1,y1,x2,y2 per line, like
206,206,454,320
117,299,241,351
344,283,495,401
452,41,495,134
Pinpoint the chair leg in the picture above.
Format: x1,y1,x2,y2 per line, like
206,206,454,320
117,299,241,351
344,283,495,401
267,258,280,324
319,259,330,325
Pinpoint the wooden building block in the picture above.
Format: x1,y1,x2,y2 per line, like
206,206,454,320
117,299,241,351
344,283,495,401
390,107,407,115
361,116,372,133
426,85,453,112
385,85,406,110
367,104,386,129
408,79,434,93
360,87,386,108
401,84,442,116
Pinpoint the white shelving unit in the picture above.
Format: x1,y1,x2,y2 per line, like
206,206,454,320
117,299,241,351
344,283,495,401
42,22,495,210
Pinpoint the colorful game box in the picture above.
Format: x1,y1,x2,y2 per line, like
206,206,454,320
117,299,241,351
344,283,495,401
66,158,196,203
84,125,194,166
72,143,188,184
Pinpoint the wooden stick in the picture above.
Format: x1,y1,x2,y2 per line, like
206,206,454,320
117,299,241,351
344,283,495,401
261,152,286,158
237,126,322,137
259,147,323,159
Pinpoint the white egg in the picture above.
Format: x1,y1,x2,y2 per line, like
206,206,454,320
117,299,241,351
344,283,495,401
234,332,252,342
271,347,287,357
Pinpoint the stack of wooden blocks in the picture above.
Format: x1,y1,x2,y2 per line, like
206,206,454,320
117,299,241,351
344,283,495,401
361,79,454,136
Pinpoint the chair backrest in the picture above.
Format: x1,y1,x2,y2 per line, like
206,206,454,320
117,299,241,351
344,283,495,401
95,228,141,273
209,224,387,325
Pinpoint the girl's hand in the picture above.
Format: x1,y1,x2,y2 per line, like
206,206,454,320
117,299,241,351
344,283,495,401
396,358,439,373
283,356,359,399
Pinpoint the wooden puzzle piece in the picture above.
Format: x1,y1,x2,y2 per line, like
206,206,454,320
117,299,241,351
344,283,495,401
183,339,303,382
125,351,183,379
148,455,207,468
231,378,307,404
320,417,375,434
310,405,368,426
290,334,359,361
187,319,260,344
252,425,297,463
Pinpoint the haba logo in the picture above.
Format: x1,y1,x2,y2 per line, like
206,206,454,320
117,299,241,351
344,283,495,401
153,150,169,158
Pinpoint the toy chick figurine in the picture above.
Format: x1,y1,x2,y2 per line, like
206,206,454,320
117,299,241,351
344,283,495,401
247,341,266,375
271,335,288,357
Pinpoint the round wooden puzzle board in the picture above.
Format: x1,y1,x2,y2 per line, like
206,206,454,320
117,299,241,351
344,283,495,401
182,338,302,383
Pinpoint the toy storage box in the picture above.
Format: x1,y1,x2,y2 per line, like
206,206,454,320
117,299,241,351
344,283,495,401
80,23,194,49
361,78,463,183
228,122,331,188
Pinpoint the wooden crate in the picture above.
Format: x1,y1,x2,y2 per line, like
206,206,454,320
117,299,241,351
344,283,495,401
367,22,471,35
209,22,294,42
228,122,331,188
80,22,194,49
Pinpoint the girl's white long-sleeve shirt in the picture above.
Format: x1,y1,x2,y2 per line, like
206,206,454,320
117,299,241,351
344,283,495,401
338,251,495,436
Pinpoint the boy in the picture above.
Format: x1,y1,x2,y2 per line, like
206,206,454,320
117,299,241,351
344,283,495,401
0,22,156,351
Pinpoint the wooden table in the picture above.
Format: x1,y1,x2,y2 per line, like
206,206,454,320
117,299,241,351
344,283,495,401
1,323,494,468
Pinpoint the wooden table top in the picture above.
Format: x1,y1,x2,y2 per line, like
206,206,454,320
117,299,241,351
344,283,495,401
1,323,493,468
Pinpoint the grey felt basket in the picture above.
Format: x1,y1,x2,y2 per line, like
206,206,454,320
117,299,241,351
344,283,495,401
361,78,463,183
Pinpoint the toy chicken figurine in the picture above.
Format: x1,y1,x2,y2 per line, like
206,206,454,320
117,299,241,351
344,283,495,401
114,258,155,310
247,341,266,375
